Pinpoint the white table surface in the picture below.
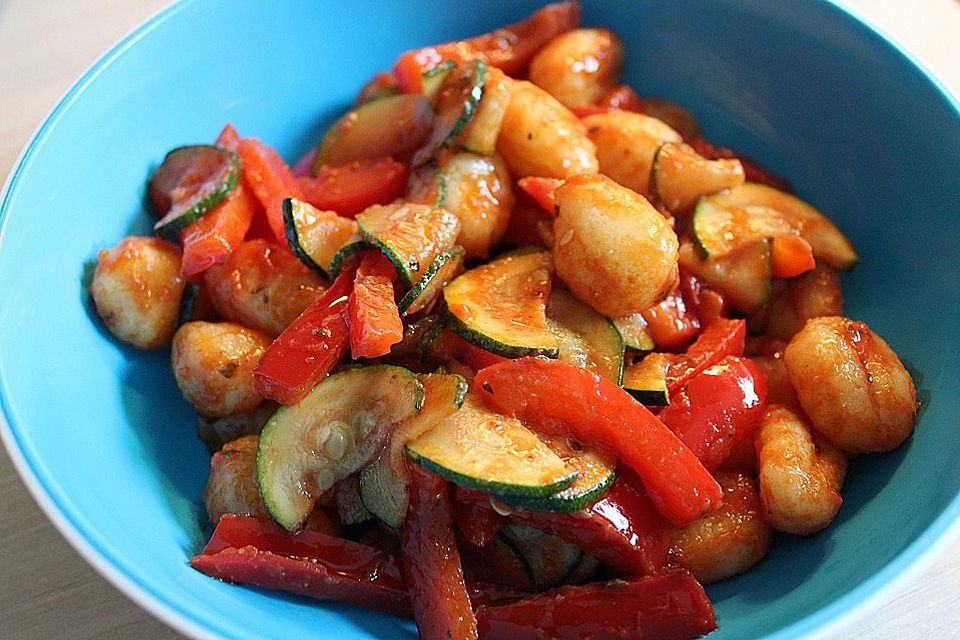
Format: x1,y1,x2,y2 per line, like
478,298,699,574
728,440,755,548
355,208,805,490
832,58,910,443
1,1,958,638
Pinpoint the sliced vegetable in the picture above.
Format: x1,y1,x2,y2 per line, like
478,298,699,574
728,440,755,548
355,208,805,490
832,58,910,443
412,59,487,166
398,247,465,317
348,252,403,359
190,516,410,617
237,138,306,244
517,176,563,215
458,479,670,576
460,65,513,156
392,1,579,79
679,236,773,314
665,317,746,396
312,94,434,170
334,474,374,526
641,288,700,350
613,313,656,352
474,358,723,527
444,250,559,358
500,433,617,513
421,59,456,101
149,144,241,238
401,462,478,640
771,234,816,278
498,523,584,590
700,183,858,269
356,202,461,285
252,264,357,405
650,141,745,213
257,365,424,530
359,373,468,528
689,136,792,192
282,198,359,279
475,570,717,640
658,356,768,471
299,157,408,218
179,181,257,277
622,353,672,406
453,497,506,547
327,238,370,278
547,288,624,384
406,394,576,498
691,199,800,258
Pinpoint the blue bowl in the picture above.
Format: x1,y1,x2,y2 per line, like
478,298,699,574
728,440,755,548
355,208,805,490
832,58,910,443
1,1,958,638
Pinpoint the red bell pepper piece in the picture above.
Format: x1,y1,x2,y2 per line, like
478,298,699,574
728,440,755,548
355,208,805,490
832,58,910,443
658,356,768,471
679,271,725,327
517,177,563,215
348,251,404,359
475,570,716,640
641,289,701,351
453,497,507,548
457,478,669,576
237,137,306,245
252,264,357,405
214,123,241,150
201,514,349,557
666,318,746,396
689,136,793,193
179,181,257,277
771,234,816,278
299,157,408,219
474,358,723,528
402,462,478,640
393,1,579,80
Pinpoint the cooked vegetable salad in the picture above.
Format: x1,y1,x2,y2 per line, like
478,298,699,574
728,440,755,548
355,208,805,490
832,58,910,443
88,2,919,638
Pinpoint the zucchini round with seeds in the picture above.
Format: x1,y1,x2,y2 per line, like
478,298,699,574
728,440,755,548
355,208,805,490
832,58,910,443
405,394,576,498
256,365,424,531
622,352,673,406
312,94,434,172
444,250,559,358
691,199,799,259
149,144,240,238
412,59,487,166
356,202,461,286
398,247,465,317
283,198,359,279
679,237,772,314
501,434,617,513
699,182,858,269
359,373,468,527
547,288,624,385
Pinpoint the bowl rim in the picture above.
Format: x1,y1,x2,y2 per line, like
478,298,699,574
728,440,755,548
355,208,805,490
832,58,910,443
1,1,959,639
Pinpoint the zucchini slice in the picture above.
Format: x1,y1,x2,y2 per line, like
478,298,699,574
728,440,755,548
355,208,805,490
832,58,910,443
691,199,798,258
334,474,374,526
413,59,487,166
547,288,624,385
398,247,465,317
312,94,434,171
359,373,468,528
149,144,240,238
613,313,656,352
699,183,859,269
499,524,584,590
501,434,617,513
327,238,371,278
283,198,359,279
405,394,576,498
622,352,673,406
444,250,559,358
679,237,772,314
650,141,745,213
460,65,512,156
356,202,461,286
406,164,448,208
256,365,424,531
421,60,457,102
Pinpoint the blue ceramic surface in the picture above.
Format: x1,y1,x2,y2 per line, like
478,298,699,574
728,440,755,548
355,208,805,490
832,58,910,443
1,1,958,639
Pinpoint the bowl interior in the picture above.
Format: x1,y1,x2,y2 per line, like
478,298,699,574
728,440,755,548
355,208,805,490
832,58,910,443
1,1,959,639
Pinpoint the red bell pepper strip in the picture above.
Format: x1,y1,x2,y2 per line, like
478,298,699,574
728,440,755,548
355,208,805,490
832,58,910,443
393,1,580,82
658,356,768,471
291,148,317,178
641,289,701,351
201,514,353,558
475,570,717,640
402,461,478,640
179,181,257,277
517,177,563,216
474,358,722,528
666,317,746,396
771,234,816,278
348,251,404,359
689,136,793,192
453,497,507,548
214,123,241,150
252,264,357,405
299,157,408,219
457,478,669,576
237,137,306,245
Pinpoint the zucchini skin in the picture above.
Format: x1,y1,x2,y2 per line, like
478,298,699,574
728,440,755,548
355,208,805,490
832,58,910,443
151,144,241,238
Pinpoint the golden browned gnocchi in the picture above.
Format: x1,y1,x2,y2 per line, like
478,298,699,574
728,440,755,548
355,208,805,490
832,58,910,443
528,28,624,108
171,321,271,418
203,435,270,525
553,173,678,318
202,239,327,338
761,265,844,341
439,152,514,259
89,236,186,349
